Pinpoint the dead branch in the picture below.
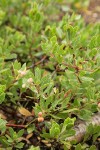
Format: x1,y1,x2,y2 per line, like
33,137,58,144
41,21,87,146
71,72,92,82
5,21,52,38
66,112,100,143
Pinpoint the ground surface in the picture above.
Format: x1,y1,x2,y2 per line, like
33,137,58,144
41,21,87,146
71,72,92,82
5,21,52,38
83,0,100,23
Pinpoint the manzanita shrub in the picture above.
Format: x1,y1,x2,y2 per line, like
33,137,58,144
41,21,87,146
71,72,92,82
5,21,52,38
0,0,100,149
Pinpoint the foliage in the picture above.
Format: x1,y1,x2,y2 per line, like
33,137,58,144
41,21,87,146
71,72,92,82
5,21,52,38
0,0,99,149
0,127,24,149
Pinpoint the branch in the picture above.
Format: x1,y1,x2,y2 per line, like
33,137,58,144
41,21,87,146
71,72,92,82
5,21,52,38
66,112,100,143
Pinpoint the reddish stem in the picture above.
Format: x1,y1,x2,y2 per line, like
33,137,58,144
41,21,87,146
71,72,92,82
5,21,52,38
6,123,26,128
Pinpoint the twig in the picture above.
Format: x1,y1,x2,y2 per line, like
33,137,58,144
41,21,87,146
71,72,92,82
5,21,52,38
27,55,47,70
62,62,94,72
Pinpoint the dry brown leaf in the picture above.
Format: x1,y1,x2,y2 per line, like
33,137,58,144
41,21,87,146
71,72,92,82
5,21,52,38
26,133,33,139
18,137,30,144
31,109,35,116
0,111,7,119
43,71,48,77
64,89,71,98
18,107,32,117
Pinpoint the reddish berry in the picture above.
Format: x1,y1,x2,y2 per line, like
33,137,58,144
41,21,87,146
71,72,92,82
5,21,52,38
38,117,44,122
27,78,33,83
38,112,43,117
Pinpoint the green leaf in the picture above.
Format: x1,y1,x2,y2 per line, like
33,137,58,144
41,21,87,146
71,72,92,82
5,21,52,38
79,109,92,120
18,129,24,138
27,125,35,134
0,92,5,104
41,132,51,139
0,136,9,147
75,143,82,150
0,118,7,133
50,121,60,138
34,67,42,84
0,9,5,25
50,36,57,43
63,117,75,130
15,142,24,149
13,60,21,70
89,145,96,150
9,127,15,139
0,85,6,92
28,145,40,150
